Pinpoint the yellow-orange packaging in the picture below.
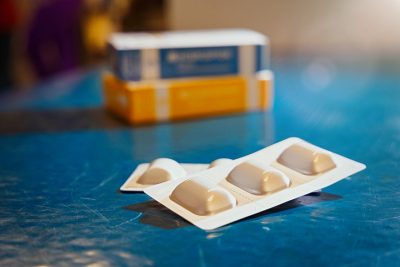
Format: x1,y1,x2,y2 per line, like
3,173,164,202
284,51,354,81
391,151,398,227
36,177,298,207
103,70,273,124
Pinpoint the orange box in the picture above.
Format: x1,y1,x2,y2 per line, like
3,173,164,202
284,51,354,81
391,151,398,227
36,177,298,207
103,71,273,124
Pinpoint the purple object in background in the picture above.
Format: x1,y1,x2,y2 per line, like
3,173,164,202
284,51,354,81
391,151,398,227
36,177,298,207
27,0,82,79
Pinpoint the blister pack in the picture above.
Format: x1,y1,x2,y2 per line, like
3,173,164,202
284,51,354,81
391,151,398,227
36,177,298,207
144,138,366,230
120,158,233,192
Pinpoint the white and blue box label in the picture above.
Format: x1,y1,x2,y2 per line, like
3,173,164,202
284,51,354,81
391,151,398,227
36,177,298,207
109,30,269,81
111,45,268,81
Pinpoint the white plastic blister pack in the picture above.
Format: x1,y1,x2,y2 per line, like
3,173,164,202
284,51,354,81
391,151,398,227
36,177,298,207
144,137,366,230
120,158,233,192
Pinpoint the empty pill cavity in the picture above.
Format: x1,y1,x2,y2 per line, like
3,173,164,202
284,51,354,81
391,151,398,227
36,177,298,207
170,179,237,216
226,160,290,195
277,144,336,175
209,158,233,168
138,158,187,185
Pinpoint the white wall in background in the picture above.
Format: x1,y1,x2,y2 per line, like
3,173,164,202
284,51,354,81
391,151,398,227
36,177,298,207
167,0,400,56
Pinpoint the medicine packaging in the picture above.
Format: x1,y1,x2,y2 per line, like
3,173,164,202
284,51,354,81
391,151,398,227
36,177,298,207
108,29,268,81
144,138,366,230
103,70,273,124
120,158,233,192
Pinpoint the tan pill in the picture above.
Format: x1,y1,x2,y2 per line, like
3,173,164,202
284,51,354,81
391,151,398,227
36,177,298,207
277,144,336,175
227,160,290,195
138,158,187,185
209,158,233,168
170,179,236,216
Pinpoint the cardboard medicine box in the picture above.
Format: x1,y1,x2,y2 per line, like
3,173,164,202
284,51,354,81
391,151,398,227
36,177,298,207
103,70,274,124
108,29,269,81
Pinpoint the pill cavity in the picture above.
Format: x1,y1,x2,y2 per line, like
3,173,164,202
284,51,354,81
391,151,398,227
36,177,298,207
170,179,236,216
277,144,336,175
209,158,233,168
138,158,187,185
227,160,290,195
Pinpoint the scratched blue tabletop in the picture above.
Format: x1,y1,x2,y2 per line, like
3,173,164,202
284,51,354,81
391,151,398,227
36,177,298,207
1,58,399,266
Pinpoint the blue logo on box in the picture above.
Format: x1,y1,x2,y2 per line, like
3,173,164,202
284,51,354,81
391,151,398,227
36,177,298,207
160,46,239,78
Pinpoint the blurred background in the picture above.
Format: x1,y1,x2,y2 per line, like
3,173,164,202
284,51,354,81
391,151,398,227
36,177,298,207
1,0,399,92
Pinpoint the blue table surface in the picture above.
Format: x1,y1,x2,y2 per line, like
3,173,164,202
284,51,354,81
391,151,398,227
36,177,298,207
0,58,399,266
